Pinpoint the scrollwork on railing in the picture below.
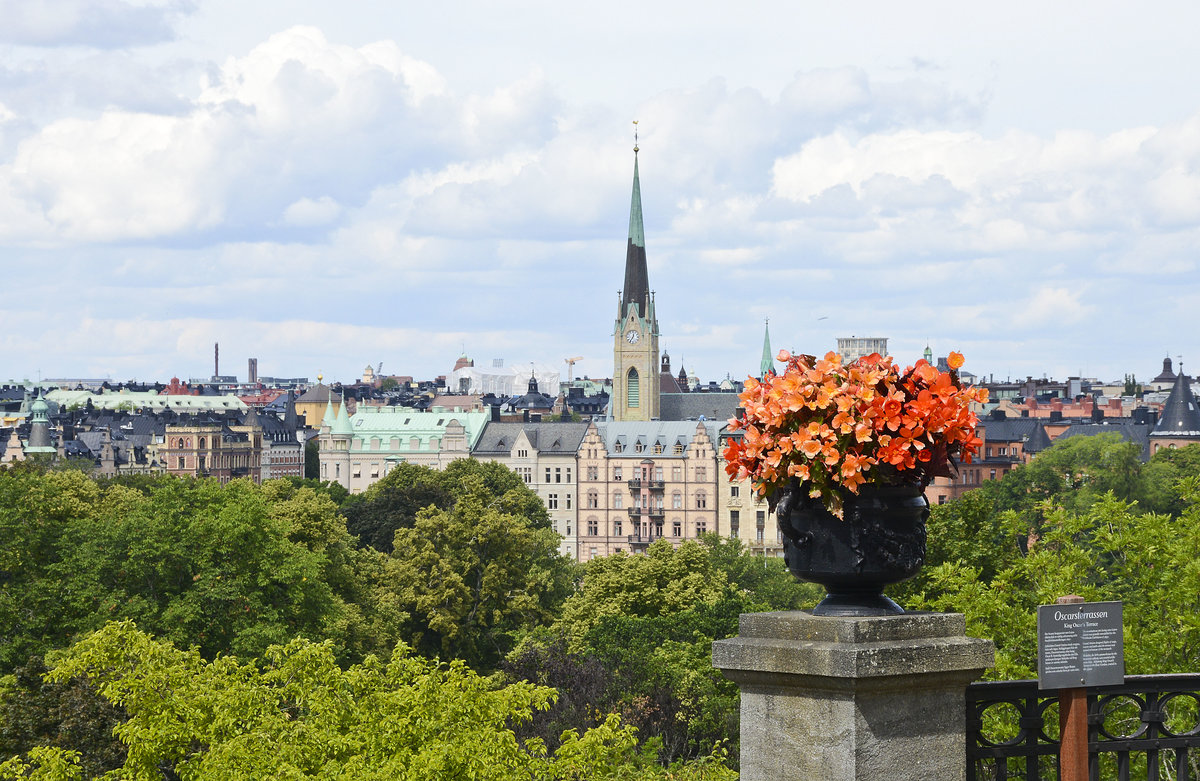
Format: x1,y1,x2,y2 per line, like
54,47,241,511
966,675,1200,780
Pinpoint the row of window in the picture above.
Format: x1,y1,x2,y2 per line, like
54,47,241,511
583,491,708,509
582,518,710,537
582,465,706,482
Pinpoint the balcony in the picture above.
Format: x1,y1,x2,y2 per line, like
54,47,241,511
626,478,666,491
626,529,666,548
627,506,665,520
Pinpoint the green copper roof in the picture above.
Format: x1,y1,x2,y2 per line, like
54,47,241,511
760,321,774,377
627,153,644,248
322,396,335,428
334,395,354,436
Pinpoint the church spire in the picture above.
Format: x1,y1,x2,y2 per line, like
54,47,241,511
760,319,774,378
620,131,649,321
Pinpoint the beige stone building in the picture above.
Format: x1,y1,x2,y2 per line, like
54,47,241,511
471,421,591,559
575,420,722,562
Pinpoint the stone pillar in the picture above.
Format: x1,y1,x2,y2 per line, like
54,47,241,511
712,611,994,781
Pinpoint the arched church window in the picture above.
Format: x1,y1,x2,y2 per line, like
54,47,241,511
627,368,639,409
199,438,206,449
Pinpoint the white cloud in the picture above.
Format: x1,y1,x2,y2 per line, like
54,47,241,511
0,0,194,48
281,196,341,227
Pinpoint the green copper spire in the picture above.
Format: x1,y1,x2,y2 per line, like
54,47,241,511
334,393,354,436
923,344,934,365
760,319,774,378
620,140,650,320
627,152,644,248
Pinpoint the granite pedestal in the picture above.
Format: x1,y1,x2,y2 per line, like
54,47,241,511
712,611,994,781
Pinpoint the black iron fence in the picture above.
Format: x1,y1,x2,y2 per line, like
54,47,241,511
967,675,1200,780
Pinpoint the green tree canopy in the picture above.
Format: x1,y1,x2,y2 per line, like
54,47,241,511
0,622,735,781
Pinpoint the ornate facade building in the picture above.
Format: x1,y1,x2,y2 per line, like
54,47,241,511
316,397,489,492
575,420,721,562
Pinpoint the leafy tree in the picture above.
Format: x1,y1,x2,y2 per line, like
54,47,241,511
1,622,735,780
555,540,727,647
0,471,343,672
341,458,550,553
379,377,399,391
0,657,125,779
909,480,1200,679
382,468,571,670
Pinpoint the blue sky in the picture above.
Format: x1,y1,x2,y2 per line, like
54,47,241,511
1,1,1197,385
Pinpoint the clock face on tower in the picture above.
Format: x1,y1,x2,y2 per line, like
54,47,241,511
625,329,641,344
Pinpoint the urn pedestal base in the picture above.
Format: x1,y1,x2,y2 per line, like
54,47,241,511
712,611,994,781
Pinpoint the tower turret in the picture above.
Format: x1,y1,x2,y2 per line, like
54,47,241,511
612,130,660,422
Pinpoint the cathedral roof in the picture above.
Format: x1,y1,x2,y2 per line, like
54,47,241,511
1153,371,1200,436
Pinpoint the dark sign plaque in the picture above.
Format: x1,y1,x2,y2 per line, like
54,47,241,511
1037,601,1123,690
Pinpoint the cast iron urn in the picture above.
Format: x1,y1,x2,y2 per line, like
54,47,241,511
777,481,929,616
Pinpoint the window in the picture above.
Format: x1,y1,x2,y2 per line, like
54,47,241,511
653,443,663,454
566,468,572,482
587,492,599,509
352,463,361,478
545,467,552,483
696,521,707,535
731,485,739,498
517,448,528,458
634,441,644,453
371,465,379,478
555,467,562,483
998,447,1008,455
587,519,599,536
756,526,764,542
695,465,706,481
613,493,623,509
654,466,663,481
671,466,681,480
334,463,339,478
177,456,185,470
613,466,623,481
548,493,559,509
672,521,681,537
990,469,996,480
587,466,598,480
614,520,622,535
672,492,683,509
627,368,639,408
729,510,740,536
695,492,707,509
590,547,598,558
566,493,572,509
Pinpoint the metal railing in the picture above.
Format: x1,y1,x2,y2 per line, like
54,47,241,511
967,675,1200,780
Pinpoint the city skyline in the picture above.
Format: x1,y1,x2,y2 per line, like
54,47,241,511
1,1,1198,384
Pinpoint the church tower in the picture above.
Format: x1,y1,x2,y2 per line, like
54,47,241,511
613,138,660,421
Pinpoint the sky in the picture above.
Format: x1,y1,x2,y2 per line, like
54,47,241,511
1,0,1198,386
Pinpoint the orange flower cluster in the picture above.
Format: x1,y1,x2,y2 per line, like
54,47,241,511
723,351,987,518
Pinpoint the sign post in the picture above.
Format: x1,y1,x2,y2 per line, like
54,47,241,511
1037,596,1124,781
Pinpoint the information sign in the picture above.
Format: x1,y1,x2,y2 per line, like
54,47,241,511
1037,600,1123,690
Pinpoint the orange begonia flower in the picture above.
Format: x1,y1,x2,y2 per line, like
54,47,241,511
947,351,964,370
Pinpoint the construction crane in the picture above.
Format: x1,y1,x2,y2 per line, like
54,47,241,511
564,356,584,382
377,362,383,376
